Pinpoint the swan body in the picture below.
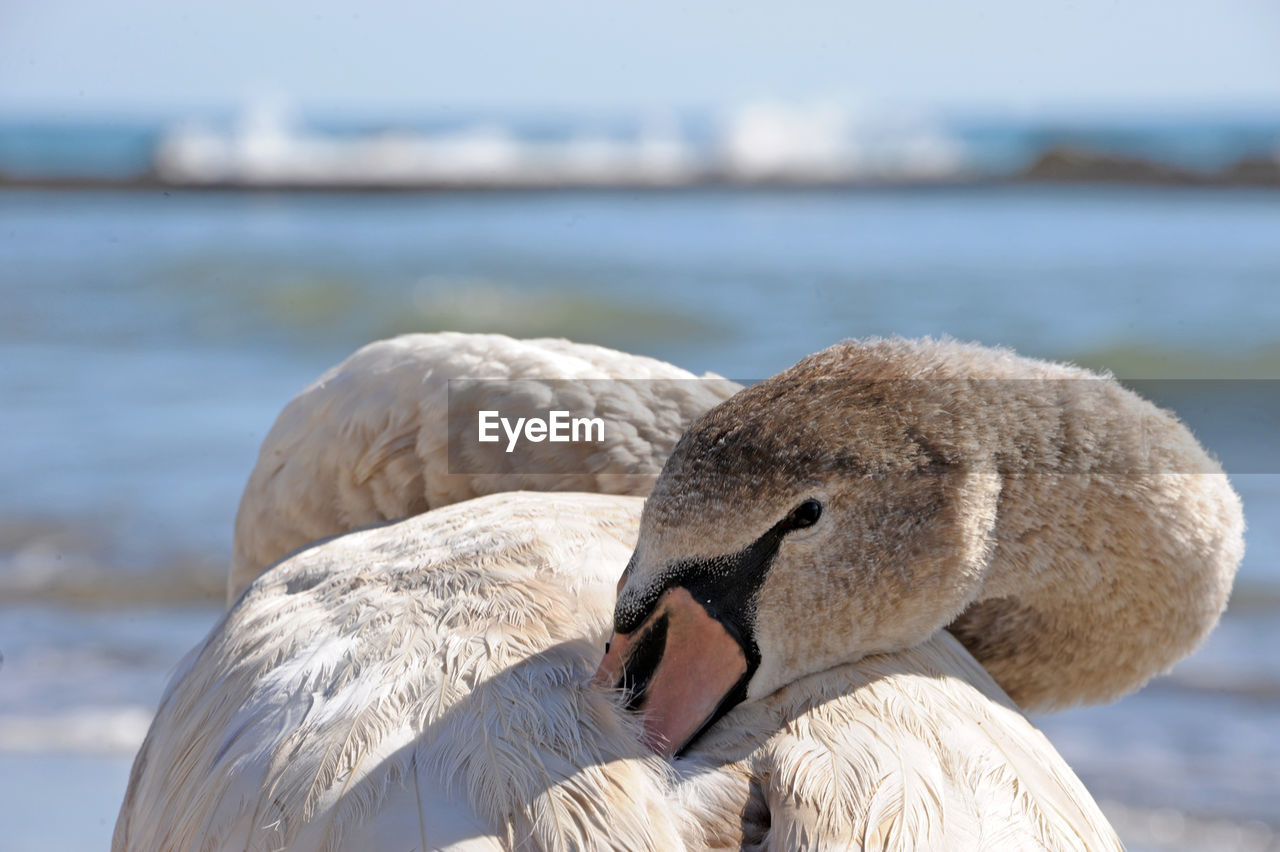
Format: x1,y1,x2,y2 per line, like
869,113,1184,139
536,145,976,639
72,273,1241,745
231,332,741,601
118,334,1243,849
115,492,1118,851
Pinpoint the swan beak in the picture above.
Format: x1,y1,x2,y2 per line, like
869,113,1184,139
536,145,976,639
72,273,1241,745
593,586,748,756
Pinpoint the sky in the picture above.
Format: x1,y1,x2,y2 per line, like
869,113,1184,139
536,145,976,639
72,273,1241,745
2,0,1280,118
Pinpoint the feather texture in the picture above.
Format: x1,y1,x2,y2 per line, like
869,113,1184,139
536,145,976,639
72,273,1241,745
116,492,1119,851
230,332,741,601
115,334,1204,849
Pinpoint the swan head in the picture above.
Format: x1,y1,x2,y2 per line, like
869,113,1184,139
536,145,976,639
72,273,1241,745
595,338,1242,757
595,341,1001,755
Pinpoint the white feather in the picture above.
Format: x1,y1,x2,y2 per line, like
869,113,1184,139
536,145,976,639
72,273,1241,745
116,492,1119,851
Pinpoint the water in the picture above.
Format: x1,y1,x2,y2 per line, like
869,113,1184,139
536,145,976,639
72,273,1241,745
2,184,1278,850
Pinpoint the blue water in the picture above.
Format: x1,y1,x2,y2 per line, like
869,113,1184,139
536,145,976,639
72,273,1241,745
2,185,1278,850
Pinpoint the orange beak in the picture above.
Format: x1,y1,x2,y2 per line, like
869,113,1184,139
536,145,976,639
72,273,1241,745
593,586,749,756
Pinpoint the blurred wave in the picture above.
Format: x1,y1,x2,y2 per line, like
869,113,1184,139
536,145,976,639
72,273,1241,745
0,516,223,605
3,103,1280,187
0,706,153,755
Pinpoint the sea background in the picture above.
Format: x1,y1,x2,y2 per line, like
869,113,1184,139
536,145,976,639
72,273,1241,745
1,113,1279,851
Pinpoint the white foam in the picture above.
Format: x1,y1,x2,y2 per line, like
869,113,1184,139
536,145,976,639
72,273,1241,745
719,99,965,180
0,706,153,755
153,97,968,186
154,99,701,187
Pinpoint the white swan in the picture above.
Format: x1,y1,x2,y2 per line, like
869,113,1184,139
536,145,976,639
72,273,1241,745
116,492,1119,851
116,335,1243,849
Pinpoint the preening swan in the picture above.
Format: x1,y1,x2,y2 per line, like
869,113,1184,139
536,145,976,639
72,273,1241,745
117,334,1243,850
230,332,740,601
115,492,1119,851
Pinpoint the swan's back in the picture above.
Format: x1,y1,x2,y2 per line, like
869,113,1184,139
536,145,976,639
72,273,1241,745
119,492,682,852
230,333,740,601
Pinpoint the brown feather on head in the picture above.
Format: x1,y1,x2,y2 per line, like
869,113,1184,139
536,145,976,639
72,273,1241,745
597,338,1244,755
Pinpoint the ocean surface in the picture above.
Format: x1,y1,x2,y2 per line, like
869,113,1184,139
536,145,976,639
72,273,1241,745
2,181,1278,850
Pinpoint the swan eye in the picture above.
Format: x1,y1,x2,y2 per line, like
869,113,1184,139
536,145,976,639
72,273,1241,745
788,499,823,530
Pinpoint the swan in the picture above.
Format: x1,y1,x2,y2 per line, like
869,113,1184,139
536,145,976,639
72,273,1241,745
116,335,1242,849
116,491,1119,851
230,332,741,602
599,338,1243,752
